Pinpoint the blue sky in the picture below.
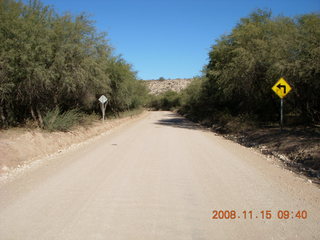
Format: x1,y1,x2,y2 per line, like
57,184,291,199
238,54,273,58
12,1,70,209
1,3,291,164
36,0,319,80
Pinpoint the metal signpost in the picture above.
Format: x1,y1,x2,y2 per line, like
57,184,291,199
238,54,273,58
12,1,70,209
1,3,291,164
98,95,108,122
271,77,292,131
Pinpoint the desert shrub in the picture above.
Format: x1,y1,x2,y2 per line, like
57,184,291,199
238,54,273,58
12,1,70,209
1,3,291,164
225,113,258,133
0,0,148,128
43,108,83,132
148,91,181,110
179,10,320,126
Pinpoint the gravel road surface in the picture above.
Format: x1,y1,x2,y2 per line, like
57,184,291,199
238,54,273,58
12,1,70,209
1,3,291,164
1,111,319,239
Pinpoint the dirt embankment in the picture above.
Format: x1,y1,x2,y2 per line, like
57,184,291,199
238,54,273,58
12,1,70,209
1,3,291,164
0,111,147,175
213,125,320,183
143,78,193,95
180,111,320,182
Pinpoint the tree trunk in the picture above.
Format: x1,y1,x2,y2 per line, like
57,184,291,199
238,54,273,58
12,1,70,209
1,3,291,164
0,105,6,127
36,107,44,128
53,94,59,108
30,106,37,122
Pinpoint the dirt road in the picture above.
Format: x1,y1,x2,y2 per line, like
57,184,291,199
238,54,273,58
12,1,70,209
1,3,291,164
0,111,319,239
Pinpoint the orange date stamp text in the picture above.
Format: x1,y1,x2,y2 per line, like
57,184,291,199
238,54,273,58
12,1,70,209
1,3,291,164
211,210,307,220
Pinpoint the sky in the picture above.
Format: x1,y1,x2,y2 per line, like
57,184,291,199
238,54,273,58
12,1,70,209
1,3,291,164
35,0,319,80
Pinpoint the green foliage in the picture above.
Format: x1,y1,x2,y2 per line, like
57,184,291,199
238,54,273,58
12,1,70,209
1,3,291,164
178,77,206,119
0,0,148,128
148,90,181,110
106,107,144,119
107,58,148,113
180,10,320,125
43,108,83,132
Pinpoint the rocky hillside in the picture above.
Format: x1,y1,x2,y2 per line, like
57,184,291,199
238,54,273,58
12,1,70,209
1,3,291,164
143,78,193,95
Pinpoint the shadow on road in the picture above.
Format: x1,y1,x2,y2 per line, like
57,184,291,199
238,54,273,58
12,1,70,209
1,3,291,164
154,112,203,131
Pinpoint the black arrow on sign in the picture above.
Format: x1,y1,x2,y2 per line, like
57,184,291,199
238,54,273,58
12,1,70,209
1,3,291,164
277,84,286,94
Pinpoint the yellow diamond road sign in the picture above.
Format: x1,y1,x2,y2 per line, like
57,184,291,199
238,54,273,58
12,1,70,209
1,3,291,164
272,77,292,98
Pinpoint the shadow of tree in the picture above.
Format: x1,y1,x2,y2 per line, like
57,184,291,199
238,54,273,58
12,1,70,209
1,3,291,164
154,112,203,131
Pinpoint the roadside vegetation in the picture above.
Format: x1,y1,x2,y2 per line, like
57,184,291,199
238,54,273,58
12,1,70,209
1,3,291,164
179,10,319,127
146,10,320,179
148,10,319,129
0,0,148,131
148,90,181,110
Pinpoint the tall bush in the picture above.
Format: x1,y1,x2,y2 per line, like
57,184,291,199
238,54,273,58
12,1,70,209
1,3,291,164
0,0,148,128
180,10,320,125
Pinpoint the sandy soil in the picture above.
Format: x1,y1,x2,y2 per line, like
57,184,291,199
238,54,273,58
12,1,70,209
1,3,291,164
214,126,320,182
0,111,147,175
0,111,319,239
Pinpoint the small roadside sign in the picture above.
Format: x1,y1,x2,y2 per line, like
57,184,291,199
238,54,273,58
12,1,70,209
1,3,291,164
99,95,108,121
272,77,292,99
271,77,292,131
99,95,108,104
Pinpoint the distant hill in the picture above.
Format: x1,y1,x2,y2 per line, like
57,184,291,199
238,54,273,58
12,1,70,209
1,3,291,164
143,78,193,95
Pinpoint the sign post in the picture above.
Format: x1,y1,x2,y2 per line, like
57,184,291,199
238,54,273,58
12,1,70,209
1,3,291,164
280,98,283,131
271,78,292,131
98,95,108,122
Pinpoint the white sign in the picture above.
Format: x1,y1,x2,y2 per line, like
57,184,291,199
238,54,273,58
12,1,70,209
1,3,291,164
99,95,108,104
